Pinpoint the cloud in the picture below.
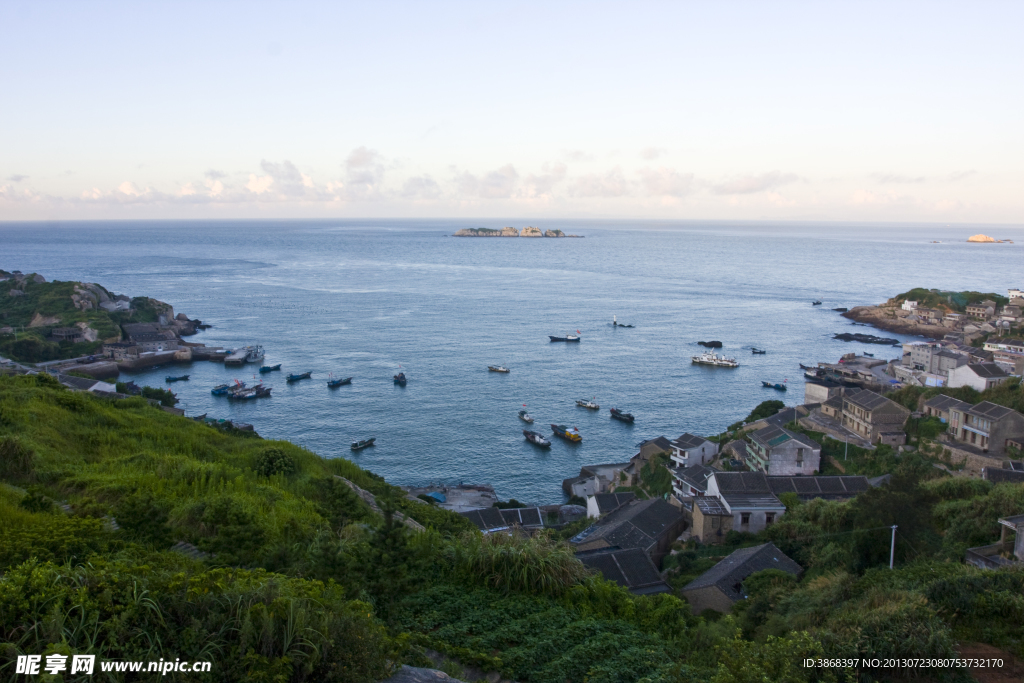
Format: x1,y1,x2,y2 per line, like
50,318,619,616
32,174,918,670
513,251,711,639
7,174,28,182
456,164,519,199
521,162,567,198
344,147,385,198
637,167,693,197
568,167,629,198
401,175,441,199
118,181,144,197
851,189,915,206
871,173,925,184
205,169,227,180
639,147,665,160
947,170,976,182
246,173,274,195
712,171,799,195
561,149,592,163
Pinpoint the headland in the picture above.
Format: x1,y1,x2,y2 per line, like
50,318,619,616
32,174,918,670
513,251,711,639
452,227,583,237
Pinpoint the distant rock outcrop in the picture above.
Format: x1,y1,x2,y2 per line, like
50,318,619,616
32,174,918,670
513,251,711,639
521,226,543,237
452,227,519,237
967,234,996,243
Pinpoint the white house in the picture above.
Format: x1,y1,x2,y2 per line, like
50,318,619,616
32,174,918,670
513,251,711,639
901,300,919,311
668,433,719,467
947,363,1011,391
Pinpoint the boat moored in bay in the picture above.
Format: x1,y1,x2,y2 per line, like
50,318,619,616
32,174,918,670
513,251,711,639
518,409,534,423
523,430,551,447
287,371,312,382
351,437,376,451
576,398,600,410
245,345,265,363
691,351,739,368
551,424,582,442
488,365,510,373
610,408,634,423
549,332,581,342
761,381,787,391
165,374,189,382
259,364,281,373
393,372,407,386
211,383,232,396
328,375,353,387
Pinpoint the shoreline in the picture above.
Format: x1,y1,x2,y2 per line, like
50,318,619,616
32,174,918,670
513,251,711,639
841,305,945,340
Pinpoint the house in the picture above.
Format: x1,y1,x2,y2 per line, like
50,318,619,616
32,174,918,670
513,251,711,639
586,491,635,519
947,363,1010,391
681,543,802,614
633,436,674,466
841,389,911,446
49,327,85,343
982,463,1024,485
966,300,997,319
901,300,918,311
668,433,719,467
767,475,870,501
130,333,180,353
459,506,546,533
991,350,1024,376
901,342,967,375
571,498,686,566
966,514,1024,569
54,374,117,394
820,391,847,420
562,462,631,498
705,472,787,536
102,341,140,361
690,496,734,544
951,402,1024,456
670,464,720,500
576,547,672,595
922,394,972,434
747,425,821,476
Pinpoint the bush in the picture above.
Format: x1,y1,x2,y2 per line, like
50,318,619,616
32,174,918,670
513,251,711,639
0,436,35,479
255,447,296,477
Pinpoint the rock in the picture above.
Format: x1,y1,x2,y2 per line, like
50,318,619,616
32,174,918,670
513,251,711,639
8,289,25,297
74,322,99,342
452,227,518,237
28,313,61,327
967,234,996,243
378,666,466,683
521,226,543,237
697,340,723,348
31,274,45,283
544,229,564,237
833,332,900,345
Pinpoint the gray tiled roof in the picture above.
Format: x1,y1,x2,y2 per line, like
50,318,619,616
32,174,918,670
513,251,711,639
768,475,869,500
683,543,801,602
577,547,671,595
966,363,1009,379
924,394,972,413
576,499,683,552
968,401,1018,421
694,496,729,515
750,425,820,451
845,389,903,412
714,472,772,494
592,492,636,515
671,433,709,449
984,468,1024,485
459,507,507,531
765,407,798,428
499,507,544,527
672,464,719,493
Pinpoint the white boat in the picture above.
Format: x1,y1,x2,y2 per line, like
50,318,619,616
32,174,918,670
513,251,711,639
576,398,600,410
245,345,265,363
488,365,510,373
518,409,534,423
691,351,739,368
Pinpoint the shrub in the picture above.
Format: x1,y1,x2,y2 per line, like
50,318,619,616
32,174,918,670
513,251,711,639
0,436,35,479
255,447,296,477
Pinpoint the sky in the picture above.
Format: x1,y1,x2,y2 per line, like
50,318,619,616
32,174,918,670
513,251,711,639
1,0,1022,223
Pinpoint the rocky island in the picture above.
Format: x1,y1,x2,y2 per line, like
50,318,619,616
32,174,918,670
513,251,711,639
452,226,583,237
841,287,1013,340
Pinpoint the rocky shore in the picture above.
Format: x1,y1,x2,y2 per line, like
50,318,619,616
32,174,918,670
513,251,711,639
452,227,583,237
841,305,945,339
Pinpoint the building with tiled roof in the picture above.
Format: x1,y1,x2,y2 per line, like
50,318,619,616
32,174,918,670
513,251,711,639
670,464,720,500
947,363,1011,392
572,498,685,566
586,491,636,519
952,401,1024,456
767,475,869,501
841,389,910,446
682,543,802,613
576,547,671,595
668,433,719,467
748,425,821,476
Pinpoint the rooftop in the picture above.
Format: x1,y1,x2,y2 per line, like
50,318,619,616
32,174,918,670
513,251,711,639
671,433,709,449
967,401,1018,421
750,425,820,451
576,547,672,595
923,394,973,413
591,492,636,515
844,389,904,412
768,475,869,499
965,363,1009,379
683,543,802,602
575,498,683,552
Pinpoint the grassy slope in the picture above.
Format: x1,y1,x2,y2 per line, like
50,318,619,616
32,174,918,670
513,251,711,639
887,287,1009,312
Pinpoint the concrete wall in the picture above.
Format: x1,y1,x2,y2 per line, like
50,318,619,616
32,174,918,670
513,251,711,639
691,505,732,544
731,508,782,535
765,441,821,476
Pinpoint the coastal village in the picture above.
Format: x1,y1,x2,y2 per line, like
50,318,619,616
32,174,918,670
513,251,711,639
4,273,1024,618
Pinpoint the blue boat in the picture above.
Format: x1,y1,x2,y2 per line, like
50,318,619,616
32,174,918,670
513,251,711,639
165,374,189,382
287,372,312,382
211,383,233,396
394,372,407,386
259,364,281,373
328,375,352,387
761,381,787,391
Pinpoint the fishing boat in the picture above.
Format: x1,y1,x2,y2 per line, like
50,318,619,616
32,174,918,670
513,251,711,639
287,371,312,382
751,348,766,354
523,430,551,447
518,409,534,424
691,352,739,368
610,408,635,423
799,363,816,370
551,424,582,442
259,364,281,373
488,365,510,373
246,345,265,363
165,374,189,382
350,437,376,451
393,372,407,386
229,386,258,400
211,383,234,396
761,381,787,391
812,301,822,306
576,398,600,410
191,413,207,421
549,333,581,342
612,316,634,328
327,375,353,387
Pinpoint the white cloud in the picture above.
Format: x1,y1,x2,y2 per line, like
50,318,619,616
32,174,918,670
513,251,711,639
7,174,28,182
712,171,799,195
456,164,519,199
637,167,693,197
246,173,273,195
568,167,629,198
118,181,143,197
520,162,567,198
401,175,441,199
639,147,665,160
871,173,925,184
561,149,593,163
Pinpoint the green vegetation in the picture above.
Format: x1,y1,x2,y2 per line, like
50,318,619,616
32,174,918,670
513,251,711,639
887,377,1024,414
0,273,171,362
728,399,785,431
2,373,1024,681
888,287,1009,312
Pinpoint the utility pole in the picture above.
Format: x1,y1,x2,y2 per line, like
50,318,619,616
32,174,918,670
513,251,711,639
890,525,898,569
844,434,848,461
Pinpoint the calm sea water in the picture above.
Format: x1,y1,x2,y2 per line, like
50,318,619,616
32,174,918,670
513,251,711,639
2,219,1020,502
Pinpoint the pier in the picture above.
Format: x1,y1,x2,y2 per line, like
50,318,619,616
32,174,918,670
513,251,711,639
224,349,248,366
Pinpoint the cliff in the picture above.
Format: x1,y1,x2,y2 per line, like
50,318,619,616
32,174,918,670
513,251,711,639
452,227,519,237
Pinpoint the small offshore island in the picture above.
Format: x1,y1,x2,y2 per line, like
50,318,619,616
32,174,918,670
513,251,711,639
843,286,1017,340
452,226,583,238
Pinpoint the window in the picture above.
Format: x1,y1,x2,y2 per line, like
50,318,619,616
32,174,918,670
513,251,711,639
766,513,775,525
711,517,720,529
741,513,750,525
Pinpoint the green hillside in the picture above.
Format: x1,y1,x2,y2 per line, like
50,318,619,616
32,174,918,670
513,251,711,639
1,373,1023,682
0,271,165,362
887,287,1009,312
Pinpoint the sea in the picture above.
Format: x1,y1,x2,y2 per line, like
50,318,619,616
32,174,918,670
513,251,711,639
2,219,1021,503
